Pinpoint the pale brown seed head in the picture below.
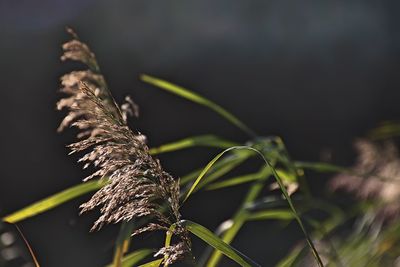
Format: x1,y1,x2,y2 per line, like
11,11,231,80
58,29,190,264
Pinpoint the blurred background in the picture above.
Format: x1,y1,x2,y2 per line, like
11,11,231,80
1,1,400,266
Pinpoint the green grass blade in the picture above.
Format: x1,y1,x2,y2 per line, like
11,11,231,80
180,151,249,186
149,135,238,155
368,121,400,140
106,249,153,267
111,222,138,267
120,249,153,267
206,166,270,190
195,146,323,267
206,179,267,267
3,179,108,223
141,74,256,137
275,246,308,267
138,259,163,267
259,156,324,267
246,209,294,221
182,220,261,267
294,161,346,173
183,147,245,203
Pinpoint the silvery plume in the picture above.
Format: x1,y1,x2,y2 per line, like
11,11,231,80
330,139,400,221
57,28,190,264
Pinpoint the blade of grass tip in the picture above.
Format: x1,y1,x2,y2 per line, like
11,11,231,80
140,74,257,138
149,135,239,155
194,146,323,267
181,220,261,267
14,224,40,267
2,179,108,223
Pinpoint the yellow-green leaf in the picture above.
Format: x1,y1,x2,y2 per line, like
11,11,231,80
106,249,153,267
138,259,163,267
141,74,256,137
149,135,238,155
182,220,261,267
3,180,108,223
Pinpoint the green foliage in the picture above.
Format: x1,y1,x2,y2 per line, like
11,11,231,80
182,220,261,267
2,180,108,223
106,249,153,267
149,135,238,155
7,35,400,267
141,74,256,137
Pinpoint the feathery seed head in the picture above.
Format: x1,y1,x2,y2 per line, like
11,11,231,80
57,28,190,264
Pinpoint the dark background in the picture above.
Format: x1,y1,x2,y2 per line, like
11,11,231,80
1,1,400,266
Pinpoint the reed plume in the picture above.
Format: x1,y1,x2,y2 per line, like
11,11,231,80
330,139,400,221
57,28,190,264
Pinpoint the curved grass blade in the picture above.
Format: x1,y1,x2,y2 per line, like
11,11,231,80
106,249,153,267
185,146,323,267
3,179,108,223
180,151,250,186
181,220,261,267
140,74,256,137
149,135,238,155
183,147,244,203
14,224,40,267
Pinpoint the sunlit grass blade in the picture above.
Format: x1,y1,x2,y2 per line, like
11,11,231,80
2,179,108,223
112,222,137,267
138,259,163,267
149,135,239,155
261,154,324,266
140,74,256,137
183,147,246,203
180,149,251,186
207,179,267,267
120,249,154,267
181,220,261,267
367,121,400,140
294,161,346,173
190,146,323,267
275,246,308,267
206,166,270,190
246,209,294,221
106,249,153,267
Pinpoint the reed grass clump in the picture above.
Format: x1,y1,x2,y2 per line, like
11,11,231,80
5,28,400,267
